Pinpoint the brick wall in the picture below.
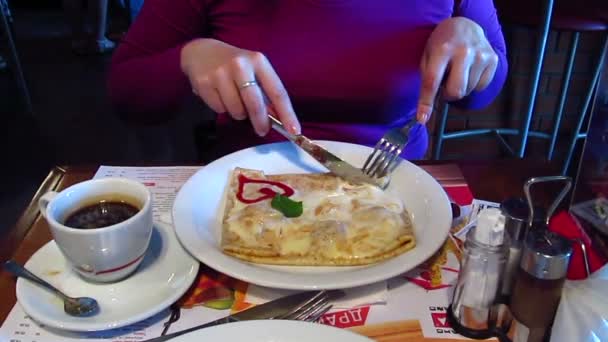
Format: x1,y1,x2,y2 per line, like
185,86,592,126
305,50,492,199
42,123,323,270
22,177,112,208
430,24,606,168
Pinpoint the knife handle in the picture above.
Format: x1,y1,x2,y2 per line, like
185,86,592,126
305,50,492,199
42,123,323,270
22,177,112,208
269,114,295,141
141,316,236,342
268,114,283,130
260,87,297,141
268,112,296,142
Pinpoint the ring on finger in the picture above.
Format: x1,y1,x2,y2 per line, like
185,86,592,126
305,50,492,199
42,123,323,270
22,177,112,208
239,80,258,89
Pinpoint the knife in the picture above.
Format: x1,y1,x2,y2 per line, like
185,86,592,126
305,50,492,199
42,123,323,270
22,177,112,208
142,290,343,342
268,115,388,188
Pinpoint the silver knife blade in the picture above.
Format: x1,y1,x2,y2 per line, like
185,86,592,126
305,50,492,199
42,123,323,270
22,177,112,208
268,115,388,188
141,290,343,342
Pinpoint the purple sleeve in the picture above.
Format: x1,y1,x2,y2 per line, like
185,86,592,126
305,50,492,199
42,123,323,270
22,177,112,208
451,0,508,110
107,0,206,116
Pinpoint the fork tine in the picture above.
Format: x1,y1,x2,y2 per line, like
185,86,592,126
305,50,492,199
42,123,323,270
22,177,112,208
290,298,328,321
362,138,385,172
376,145,403,177
365,140,391,175
275,291,327,320
304,303,333,323
369,143,398,177
285,294,329,321
363,118,418,180
295,291,326,312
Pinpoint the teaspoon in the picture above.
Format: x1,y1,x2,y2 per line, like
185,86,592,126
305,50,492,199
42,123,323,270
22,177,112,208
4,260,99,317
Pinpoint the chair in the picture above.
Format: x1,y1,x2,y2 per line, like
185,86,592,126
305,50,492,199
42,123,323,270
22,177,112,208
0,0,32,114
433,0,608,175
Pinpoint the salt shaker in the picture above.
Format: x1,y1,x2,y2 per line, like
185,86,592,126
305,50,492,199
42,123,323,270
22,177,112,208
448,208,508,338
508,229,572,342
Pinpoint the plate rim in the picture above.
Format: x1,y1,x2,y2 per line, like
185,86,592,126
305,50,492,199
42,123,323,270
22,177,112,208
15,222,200,332
172,140,451,290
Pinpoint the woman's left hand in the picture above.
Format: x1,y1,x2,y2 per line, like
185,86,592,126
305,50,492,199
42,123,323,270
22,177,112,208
417,17,499,123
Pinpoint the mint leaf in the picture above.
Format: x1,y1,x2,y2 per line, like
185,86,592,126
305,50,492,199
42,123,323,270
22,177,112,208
271,194,303,218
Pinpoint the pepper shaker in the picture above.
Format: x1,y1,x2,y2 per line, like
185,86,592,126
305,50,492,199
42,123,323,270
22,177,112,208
500,198,549,298
507,229,572,342
500,176,572,299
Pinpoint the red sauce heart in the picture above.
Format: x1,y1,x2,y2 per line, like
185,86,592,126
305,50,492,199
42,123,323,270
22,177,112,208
236,174,295,204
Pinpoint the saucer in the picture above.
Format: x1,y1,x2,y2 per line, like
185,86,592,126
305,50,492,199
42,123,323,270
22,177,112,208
15,222,199,332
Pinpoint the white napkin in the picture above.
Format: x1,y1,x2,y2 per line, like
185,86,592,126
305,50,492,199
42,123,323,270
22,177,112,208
454,199,501,241
244,281,388,309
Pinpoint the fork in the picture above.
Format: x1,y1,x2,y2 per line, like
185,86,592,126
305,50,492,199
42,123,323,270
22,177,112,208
274,290,334,321
142,291,334,342
362,117,419,178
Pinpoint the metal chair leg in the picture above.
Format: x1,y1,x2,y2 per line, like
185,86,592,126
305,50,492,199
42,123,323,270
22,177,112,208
548,32,579,160
562,34,608,175
518,0,555,158
433,102,450,160
0,0,33,114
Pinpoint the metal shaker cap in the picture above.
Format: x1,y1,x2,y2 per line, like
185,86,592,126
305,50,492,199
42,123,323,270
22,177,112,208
520,229,573,280
500,198,545,243
500,198,529,243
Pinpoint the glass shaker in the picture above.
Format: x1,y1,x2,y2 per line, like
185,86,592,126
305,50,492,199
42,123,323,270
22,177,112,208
500,198,529,299
508,229,572,342
500,199,549,298
448,208,509,339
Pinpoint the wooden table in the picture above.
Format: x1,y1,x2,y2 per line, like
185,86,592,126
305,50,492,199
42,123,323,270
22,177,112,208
0,160,561,324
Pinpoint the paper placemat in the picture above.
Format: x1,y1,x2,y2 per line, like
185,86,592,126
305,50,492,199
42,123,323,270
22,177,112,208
0,165,495,342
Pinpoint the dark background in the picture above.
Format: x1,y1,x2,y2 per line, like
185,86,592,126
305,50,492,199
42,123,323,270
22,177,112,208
1,1,210,235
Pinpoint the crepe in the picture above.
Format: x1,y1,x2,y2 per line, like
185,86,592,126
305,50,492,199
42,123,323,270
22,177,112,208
220,168,416,266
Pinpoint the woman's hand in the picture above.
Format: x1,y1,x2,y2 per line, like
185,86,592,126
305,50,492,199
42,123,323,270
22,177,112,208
181,38,300,136
417,17,499,123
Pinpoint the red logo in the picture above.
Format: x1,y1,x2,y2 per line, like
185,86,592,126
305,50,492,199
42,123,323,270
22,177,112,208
431,312,450,328
319,306,370,328
404,267,457,291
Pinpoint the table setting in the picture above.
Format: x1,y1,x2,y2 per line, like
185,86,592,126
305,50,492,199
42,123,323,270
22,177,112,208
1,129,607,341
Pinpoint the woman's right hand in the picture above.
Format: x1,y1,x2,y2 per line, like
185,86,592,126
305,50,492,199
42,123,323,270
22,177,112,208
180,38,300,136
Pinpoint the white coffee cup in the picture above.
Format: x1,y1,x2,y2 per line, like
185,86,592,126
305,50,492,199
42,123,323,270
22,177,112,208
39,177,153,283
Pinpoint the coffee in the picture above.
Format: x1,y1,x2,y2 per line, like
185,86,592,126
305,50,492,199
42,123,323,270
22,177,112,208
64,196,140,229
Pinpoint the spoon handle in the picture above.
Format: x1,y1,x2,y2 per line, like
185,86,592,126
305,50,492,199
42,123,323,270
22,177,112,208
4,260,70,300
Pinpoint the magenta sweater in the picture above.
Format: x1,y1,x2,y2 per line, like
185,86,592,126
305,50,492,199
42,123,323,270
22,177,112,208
108,0,507,159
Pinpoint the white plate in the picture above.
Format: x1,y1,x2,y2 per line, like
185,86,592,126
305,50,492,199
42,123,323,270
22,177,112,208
173,141,451,290
172,320,373,342
16,222,199,331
